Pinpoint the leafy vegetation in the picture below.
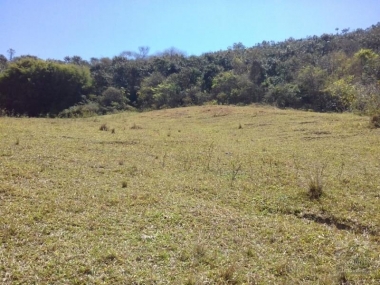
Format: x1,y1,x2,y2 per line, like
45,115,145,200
1,23,380,116
0,58,92,116
1,105,380,283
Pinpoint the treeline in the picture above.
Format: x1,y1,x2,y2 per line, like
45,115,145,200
1,23,380,117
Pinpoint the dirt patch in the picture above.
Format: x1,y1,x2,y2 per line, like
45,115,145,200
294,211,378,237
311,131,331,135
98,140,139,145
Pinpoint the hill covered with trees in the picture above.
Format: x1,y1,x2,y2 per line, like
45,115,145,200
1,23,380,117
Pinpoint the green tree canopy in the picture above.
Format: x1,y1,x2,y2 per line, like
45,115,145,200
0,58,92,116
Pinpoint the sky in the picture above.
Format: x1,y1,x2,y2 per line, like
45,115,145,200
1,0,379,61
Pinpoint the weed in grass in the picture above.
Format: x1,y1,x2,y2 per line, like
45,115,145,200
161,152,167,167
79,266,93,275
220,264,238,284
158,251,170,261
248,160,255,180
100,252,120,264
337,271,349,285
15,138,19,145
292,154,300,177
204,142,215,171
111,128,115,134
246,247,255,258
181,151,193,171
179,250,191,262
128,165,138,176
216,156,222,175
130,123,142,129
238,123,242,129
122,181,128,188
272,261,291,277
194,243,207,260
308,165,326,200
308,177,323,199
99,123,108,131
230,161,242,186
2,225,17,242
337,161,345,181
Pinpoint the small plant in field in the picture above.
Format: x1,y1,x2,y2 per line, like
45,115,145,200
337,161,345,181
230,161,242,186
219,264,239,284
338,271,349,284
100,252,120,264
111,128,115,134
79,266,92,275
204,142,215,171
121,181,128,188
128,165,138,176
161,152,167,167
15,138,20,145
193,243,207,259
181,151,193,171
369,115,380,128
246,247,255,257
179,250,191,262
99,123,108,131
307,165,326,199
238,123,242,129
130,123,142,129
308,177,323,199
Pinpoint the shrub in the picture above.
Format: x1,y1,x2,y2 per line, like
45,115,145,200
369,115,380,128
308,177,323,199
308,167,325,199
58,102,100,118
99,124,108,131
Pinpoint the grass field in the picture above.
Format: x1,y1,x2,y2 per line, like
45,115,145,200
1,105,379,284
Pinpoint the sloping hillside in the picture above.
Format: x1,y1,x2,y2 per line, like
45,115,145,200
1,105,379,284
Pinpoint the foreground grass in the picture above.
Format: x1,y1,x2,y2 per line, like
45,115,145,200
1,105,379,284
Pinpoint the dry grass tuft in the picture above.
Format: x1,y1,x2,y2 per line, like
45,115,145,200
307,165,326,200
130,123,142,129
99,123,108,131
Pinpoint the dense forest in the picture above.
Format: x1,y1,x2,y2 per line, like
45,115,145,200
1,23,380,117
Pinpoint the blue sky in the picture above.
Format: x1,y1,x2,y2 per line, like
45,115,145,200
1,0,379,60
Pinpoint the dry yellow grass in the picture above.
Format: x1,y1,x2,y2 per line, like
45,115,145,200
1,105,379,284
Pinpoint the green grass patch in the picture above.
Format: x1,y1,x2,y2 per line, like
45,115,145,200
0,105,379,283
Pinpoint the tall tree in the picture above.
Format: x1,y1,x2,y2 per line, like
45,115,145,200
7,49,15,61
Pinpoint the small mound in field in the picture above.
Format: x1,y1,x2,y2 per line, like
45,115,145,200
369,115,380,128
